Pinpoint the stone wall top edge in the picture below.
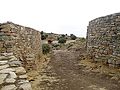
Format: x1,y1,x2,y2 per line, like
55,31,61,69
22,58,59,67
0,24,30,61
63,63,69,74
0,21,41,33
89,12,120,24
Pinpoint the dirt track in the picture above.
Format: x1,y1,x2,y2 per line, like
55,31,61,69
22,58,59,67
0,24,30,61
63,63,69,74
37,50,120,90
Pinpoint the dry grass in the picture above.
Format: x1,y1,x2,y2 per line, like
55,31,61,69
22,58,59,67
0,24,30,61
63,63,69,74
80,59,120,78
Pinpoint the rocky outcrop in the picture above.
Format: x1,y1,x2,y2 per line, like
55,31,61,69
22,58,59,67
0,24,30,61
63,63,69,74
0,22,42,90
87,13,120,67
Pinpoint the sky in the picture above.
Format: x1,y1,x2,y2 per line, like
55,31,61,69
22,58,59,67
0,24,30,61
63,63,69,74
0,0,120,37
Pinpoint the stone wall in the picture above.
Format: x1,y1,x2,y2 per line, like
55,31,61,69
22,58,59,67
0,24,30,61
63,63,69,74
87,13,120,67
0,53,32,90
0,22,42,89
0,22,42,71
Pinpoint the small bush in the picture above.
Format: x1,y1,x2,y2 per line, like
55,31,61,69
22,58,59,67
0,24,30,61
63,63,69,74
79,38,86,42
57,34,67,44
70,34,77,40
41,34,48,40
58,37,66,44
42,44,50,54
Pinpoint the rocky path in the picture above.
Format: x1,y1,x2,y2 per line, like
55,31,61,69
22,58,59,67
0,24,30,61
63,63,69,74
37,50,120,90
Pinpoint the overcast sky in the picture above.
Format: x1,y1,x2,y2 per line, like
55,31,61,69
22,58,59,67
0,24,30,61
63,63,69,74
0,0,120,37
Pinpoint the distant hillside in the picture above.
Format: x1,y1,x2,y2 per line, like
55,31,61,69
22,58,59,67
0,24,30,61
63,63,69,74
40,31,78,41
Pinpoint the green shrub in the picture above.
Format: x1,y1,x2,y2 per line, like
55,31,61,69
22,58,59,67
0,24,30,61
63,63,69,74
70,34,77,40
41,31,48,40
79,38,86,42
42,44,50,54
57,34,67,44
58,37,66,44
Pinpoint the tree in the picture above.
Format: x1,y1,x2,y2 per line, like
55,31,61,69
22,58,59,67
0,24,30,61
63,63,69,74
70,34,77,40
42,44,50,54
40,31,44,34
61,34,65,38
41,31,48,40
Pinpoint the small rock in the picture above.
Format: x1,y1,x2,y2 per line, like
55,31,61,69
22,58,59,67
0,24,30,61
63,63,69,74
15,67,26,75
0,61,8,65
9,60,21,67
115,60,120,65
0,64,9,70
0,56,9,60
118,80,120,84
19,83,32,90
5,78,16,83
108,59,112,64
19,74,27,79
0,68,15,73
9,56,18,61
1,53,13,56
1,84,17,90
109,64,116,68
18,80,29,85
99,88,107,90
0,74,8,84
111,76,119,81
9,72,17,78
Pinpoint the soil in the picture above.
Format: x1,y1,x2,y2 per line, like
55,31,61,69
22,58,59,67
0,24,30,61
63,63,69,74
31,50,120,90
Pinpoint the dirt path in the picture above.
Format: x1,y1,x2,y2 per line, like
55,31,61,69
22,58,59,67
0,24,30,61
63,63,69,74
36,50,120,90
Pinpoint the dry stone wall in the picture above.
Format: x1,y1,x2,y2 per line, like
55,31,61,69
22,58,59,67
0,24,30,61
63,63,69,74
0,22,42,71
0,22,42,90
87,13,120,67
0,53,32,90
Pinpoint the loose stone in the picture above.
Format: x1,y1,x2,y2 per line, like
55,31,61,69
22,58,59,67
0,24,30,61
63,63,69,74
19,74,27,79
15,67,26,75
9,72,17,78
1,84,17,90
19,83,32,90
0,68,15,73
5,78,16,83
0,64,9,70
9,60,21,67
0,74,8,84
0,61,8,65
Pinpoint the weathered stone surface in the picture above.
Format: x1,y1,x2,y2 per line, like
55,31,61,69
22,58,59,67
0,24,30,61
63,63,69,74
9,72,17,78
15,67,26,75
87,13,120,67
0,74,8,84
5,78,16,83
9,60,21,67
1,85,17,90
115,60,120,65
9,56,18,61
0,56,9,60
1,53,13,56
0,68,15,73
19,74,27,79
0,64,9,70
19,83,32,90
0,22,42,90
0,61,8,65
0,22,42,71
18,80,29,85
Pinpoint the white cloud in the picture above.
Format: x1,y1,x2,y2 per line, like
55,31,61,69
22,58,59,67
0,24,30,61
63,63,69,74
0,0,120,37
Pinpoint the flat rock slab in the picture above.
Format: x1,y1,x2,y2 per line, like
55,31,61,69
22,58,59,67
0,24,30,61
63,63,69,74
0,74,8,84
19,83,32,90
0,64,9,70
1,84,17,90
